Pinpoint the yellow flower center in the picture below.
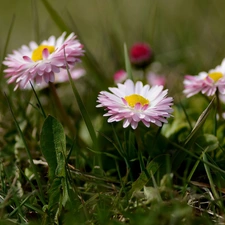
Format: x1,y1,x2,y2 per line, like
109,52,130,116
124,94,149,108
208,72,223,82
31,45,55,61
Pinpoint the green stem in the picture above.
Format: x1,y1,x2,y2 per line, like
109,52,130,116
216,90,222,121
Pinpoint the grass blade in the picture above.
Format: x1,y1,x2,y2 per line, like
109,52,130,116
40,0,70,33
124,43,133,80
172,97,215,171
203,152,223,208
0,15,15,81
65,55,97,147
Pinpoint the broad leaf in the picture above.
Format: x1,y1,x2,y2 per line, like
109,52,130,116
40,115,66,181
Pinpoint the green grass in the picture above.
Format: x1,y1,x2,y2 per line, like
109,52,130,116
1,0,225,224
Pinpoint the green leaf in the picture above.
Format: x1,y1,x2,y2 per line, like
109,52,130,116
40,115,66,181
143,186,161,204
184,97,215,146
47,177,62,214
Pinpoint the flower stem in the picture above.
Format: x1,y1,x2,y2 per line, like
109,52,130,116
48,82,76,136
216,90,222,121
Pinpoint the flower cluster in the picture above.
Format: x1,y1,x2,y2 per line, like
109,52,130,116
183,59,225,97
3,32,84,90
97,79,173,129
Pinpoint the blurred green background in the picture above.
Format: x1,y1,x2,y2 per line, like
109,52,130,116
1,0,225,78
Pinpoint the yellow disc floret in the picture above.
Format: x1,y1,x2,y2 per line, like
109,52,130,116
124,94,149,108
31,45,55,62
208,72,223,82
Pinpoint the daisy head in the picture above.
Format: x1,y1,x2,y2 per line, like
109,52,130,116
184,59,225,97
3,32,84,90
97,79,173,129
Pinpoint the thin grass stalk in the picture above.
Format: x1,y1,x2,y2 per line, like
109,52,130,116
203,152,223,208
29,82,46,118
169,140,225,175
135,128,150,179
183,148,207,195
0,15,15,80
124,43,133,81
4,93,46,205
31,0,40,43
215,90,222,121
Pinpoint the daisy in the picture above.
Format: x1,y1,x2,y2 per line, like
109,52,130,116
184,59,225,97
3,32,84,90
97,79,173,129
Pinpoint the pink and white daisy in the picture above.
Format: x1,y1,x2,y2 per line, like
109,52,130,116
184,59,225,97
97,79,173,129
3,32,84,90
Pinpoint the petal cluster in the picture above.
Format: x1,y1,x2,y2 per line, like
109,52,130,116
97,79,173,129
3,32,84,90
184,59,225,97
24,66,85,90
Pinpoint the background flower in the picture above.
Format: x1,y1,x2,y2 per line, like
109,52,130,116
97,79,173,129
184,60,225,97
129,42,153,69
113,69,127,83
147,72,166,86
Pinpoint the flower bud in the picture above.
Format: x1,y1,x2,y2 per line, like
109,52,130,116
129,42,153,69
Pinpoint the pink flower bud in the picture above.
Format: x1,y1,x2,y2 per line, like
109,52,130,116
129,43,153,69
113,70,127,83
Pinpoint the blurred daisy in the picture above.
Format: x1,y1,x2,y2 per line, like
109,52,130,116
113,69,127,83
184,59,225,97
147,72,166,86
3,32,84,90
97,79,173,129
